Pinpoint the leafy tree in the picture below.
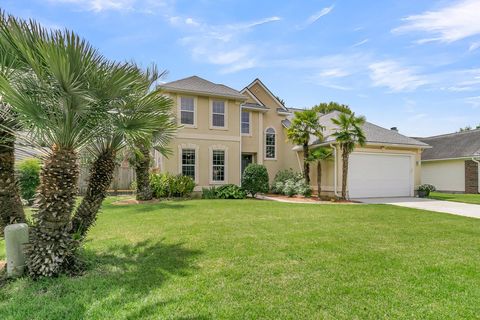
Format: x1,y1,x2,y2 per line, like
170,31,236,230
312,102,352,115
306,147,333,199
286,110,324,184
331,113,366,200
17,158,41,204
458,124,480,132
0,104,26,233
0,14,123,277
241,164,269,197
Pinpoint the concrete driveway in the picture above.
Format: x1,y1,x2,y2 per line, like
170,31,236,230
356,197,480,219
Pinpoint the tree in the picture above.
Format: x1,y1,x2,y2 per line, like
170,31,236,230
286,110,324,184
70,64,176,238
312,102,351,115
306,147,333,199
131,67,177,201
331,112,366,200
0,15,120,277
458,124,480,132
0,105,26,234
241,164,269,197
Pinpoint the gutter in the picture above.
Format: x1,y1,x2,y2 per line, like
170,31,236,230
330,144,340,198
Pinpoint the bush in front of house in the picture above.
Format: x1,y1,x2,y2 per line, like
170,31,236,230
418,184,436,197
241,164,269,197
202,184,246,199
271,169,302,193
17,158,42,205
149,173,195,198
273,169,312,197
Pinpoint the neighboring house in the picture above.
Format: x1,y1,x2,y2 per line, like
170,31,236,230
158,75,430,198
290,111,429,198
418,130,480,194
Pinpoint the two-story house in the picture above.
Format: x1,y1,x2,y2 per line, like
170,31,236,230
158,75,429,198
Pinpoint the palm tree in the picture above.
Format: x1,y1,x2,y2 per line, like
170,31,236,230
0,104,26,234
307,147,333,199
0,15,119,277
286,110,324,184
71,65,176,238
130,67,177,201
331,112,366,200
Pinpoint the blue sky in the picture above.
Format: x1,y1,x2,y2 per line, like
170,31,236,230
3,0,480,136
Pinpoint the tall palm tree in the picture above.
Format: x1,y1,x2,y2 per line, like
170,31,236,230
286,110,324,184
71,65,176,238
0,15,119,277
307,147,333,199
331,112,366,200
0,104,26,234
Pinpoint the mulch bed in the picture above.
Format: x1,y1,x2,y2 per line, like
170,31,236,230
112,198,161,206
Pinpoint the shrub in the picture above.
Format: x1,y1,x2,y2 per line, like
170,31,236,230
271,169,301,193
17,158,41,204
202,186,218,199
241,164,269,197
150,173,195,198
216,184,246,199
418,184,436,196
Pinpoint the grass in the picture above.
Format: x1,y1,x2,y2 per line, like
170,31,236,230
1,198,480,319
429,191,480,205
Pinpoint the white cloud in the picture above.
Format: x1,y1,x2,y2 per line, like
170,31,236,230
469,41,480,52
48,0,172,13
174,16,281,73
352,39,369,47
369,60,428,92
465,96,480,108
393,0,480,43
297,5,333,29
317,68,350,78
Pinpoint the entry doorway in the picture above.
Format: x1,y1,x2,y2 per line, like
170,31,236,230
241,154,254,174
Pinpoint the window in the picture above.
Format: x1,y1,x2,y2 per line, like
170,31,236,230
241,111,250,134
180,97,195,125
181,149,195,180
265,128,276,159
212,100,225,127
212,150,225,182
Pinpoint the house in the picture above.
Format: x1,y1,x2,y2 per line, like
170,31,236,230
418,130,480,194
158,75,429,198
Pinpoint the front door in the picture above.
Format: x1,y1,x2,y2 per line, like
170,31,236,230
241,154,253,174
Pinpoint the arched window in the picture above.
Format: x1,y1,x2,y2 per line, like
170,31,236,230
265,127,276,159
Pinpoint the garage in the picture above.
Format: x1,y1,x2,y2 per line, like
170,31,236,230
348,152,414,198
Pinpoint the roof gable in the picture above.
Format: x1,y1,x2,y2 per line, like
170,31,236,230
417,129,480,160
160,75,246,100
243,78,289,111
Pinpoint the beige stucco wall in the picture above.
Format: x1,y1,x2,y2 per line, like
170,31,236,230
421,159,465,192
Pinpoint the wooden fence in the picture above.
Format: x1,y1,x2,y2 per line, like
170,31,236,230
78,165,136,195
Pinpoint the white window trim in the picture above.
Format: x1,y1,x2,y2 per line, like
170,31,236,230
178,144,199,183
264,127,277,161
209,98,228,130
209,145,228,184
241,110,252,136
178,96,197,128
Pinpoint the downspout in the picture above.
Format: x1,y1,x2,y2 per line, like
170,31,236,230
330,144,340,198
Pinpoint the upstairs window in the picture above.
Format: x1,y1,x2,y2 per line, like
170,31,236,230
241,111,250,134
180,97,195,125
265,128,276,159
212,100,225,128
212,150,225,182
181,149,196,180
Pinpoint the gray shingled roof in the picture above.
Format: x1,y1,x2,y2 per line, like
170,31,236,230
241,102,269,111
285,111,428,148
160,76,246,100
417,129,480,160
315,111,429,147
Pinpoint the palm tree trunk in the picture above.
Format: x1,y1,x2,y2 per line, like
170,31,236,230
341,150,349,200
317,161,322,199
70,149,116,239
0,127,25,236
25,147,79,278
303,144,310,184
135,143,153,201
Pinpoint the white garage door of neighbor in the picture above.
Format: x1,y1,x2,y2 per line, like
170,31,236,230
348,153,413,198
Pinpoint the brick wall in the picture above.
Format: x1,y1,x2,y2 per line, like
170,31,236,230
465,160,479,194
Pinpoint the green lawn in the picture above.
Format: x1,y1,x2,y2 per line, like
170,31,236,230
1,198,480,319
429,191,480,205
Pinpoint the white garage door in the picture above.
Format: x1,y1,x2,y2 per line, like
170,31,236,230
348,153,413,198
